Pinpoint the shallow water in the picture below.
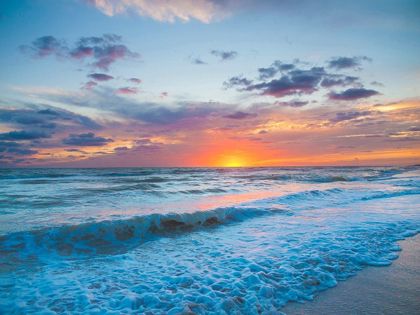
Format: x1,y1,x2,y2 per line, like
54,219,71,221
0,167,419,314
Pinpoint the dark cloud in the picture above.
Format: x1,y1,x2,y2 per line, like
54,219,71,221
44,88,222,125
114,146,129,151
0,141,21,153
320,76,359,88
62,132,114,146
20,34,140,71
329,111,374,123
276,100,309,107
19,36,67,58
258,67,278,80
88,73,114,81
246,67,326,98
223,75,253,89
128,78,142,84
192,58,207,65
223,111,258,119
257,61,296,80
328,88,380,101
115,87,138,94
0,130,51,141
408,127,420,132
210,50,238,61
0,107,102,131
0,140,37,156
6,148,39,156
371,81,385,87
226,57,375,100
65,148,88,154
327,56,372,70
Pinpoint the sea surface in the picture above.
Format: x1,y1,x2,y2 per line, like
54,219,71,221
0,166,419,314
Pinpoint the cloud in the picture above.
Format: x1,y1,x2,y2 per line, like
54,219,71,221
0,141,22,153
0,106,102,131
82,81,98,90
65,148,88,154
82,0,228,23
19,36,67,58
246,67,326,98
0,130,51,141
258,67,278,80
62,132,114,146
329,111,374,123
160,92,169,99
88,73,114,81
408,127,420,132
320,76,359,88
257,61,296,80
211,50,238,61
328,88,380,101
6,148,38,156
20,34,140,71
128,78,142,84
223,75,253,89
276,100,309,107
327,56,372,70
371,81,385,87
115,87,138,94
223,111,258,119
192,58,207,65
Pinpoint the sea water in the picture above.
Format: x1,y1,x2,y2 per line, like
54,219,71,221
0,166,419,314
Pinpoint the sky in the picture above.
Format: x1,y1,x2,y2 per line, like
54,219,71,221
0,0,419,167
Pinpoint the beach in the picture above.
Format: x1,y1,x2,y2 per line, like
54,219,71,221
282,233,420,314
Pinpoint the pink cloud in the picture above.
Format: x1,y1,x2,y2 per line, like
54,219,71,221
82,81,98,91
115,87,138,94
128,78,142,84
82,0,229,23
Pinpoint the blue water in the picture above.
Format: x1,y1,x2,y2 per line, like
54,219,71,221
0,166,419,314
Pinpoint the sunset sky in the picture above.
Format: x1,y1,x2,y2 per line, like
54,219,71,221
0,0,419,167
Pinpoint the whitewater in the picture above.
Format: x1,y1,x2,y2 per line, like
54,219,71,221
0,166,419,314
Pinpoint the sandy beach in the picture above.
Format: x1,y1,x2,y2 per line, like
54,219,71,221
282,233,420,314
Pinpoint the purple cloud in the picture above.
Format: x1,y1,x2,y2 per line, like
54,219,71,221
192,58,207,65
223,111,258,119
88,73,114,81
246,67,325,98
19,36,67,58
62,132,114,146
320,76,359,88
276,100,309,107
115,87,138,95
211,50,238,61
223,75,253,89
20,34,140,71
6,148,38,156
329,88,380,101
329,111,374,123
327,56,372,70
82,81,98,90
0,130,51,141
128,78,142,84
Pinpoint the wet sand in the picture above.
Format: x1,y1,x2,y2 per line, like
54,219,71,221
282,233,420,314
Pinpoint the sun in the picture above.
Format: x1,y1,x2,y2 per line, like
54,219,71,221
226,161,242,167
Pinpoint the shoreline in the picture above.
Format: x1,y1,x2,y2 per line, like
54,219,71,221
281,233,420,314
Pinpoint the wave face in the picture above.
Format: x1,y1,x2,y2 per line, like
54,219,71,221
0,166,420,314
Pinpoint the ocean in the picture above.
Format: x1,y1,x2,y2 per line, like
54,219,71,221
0,166,419,314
